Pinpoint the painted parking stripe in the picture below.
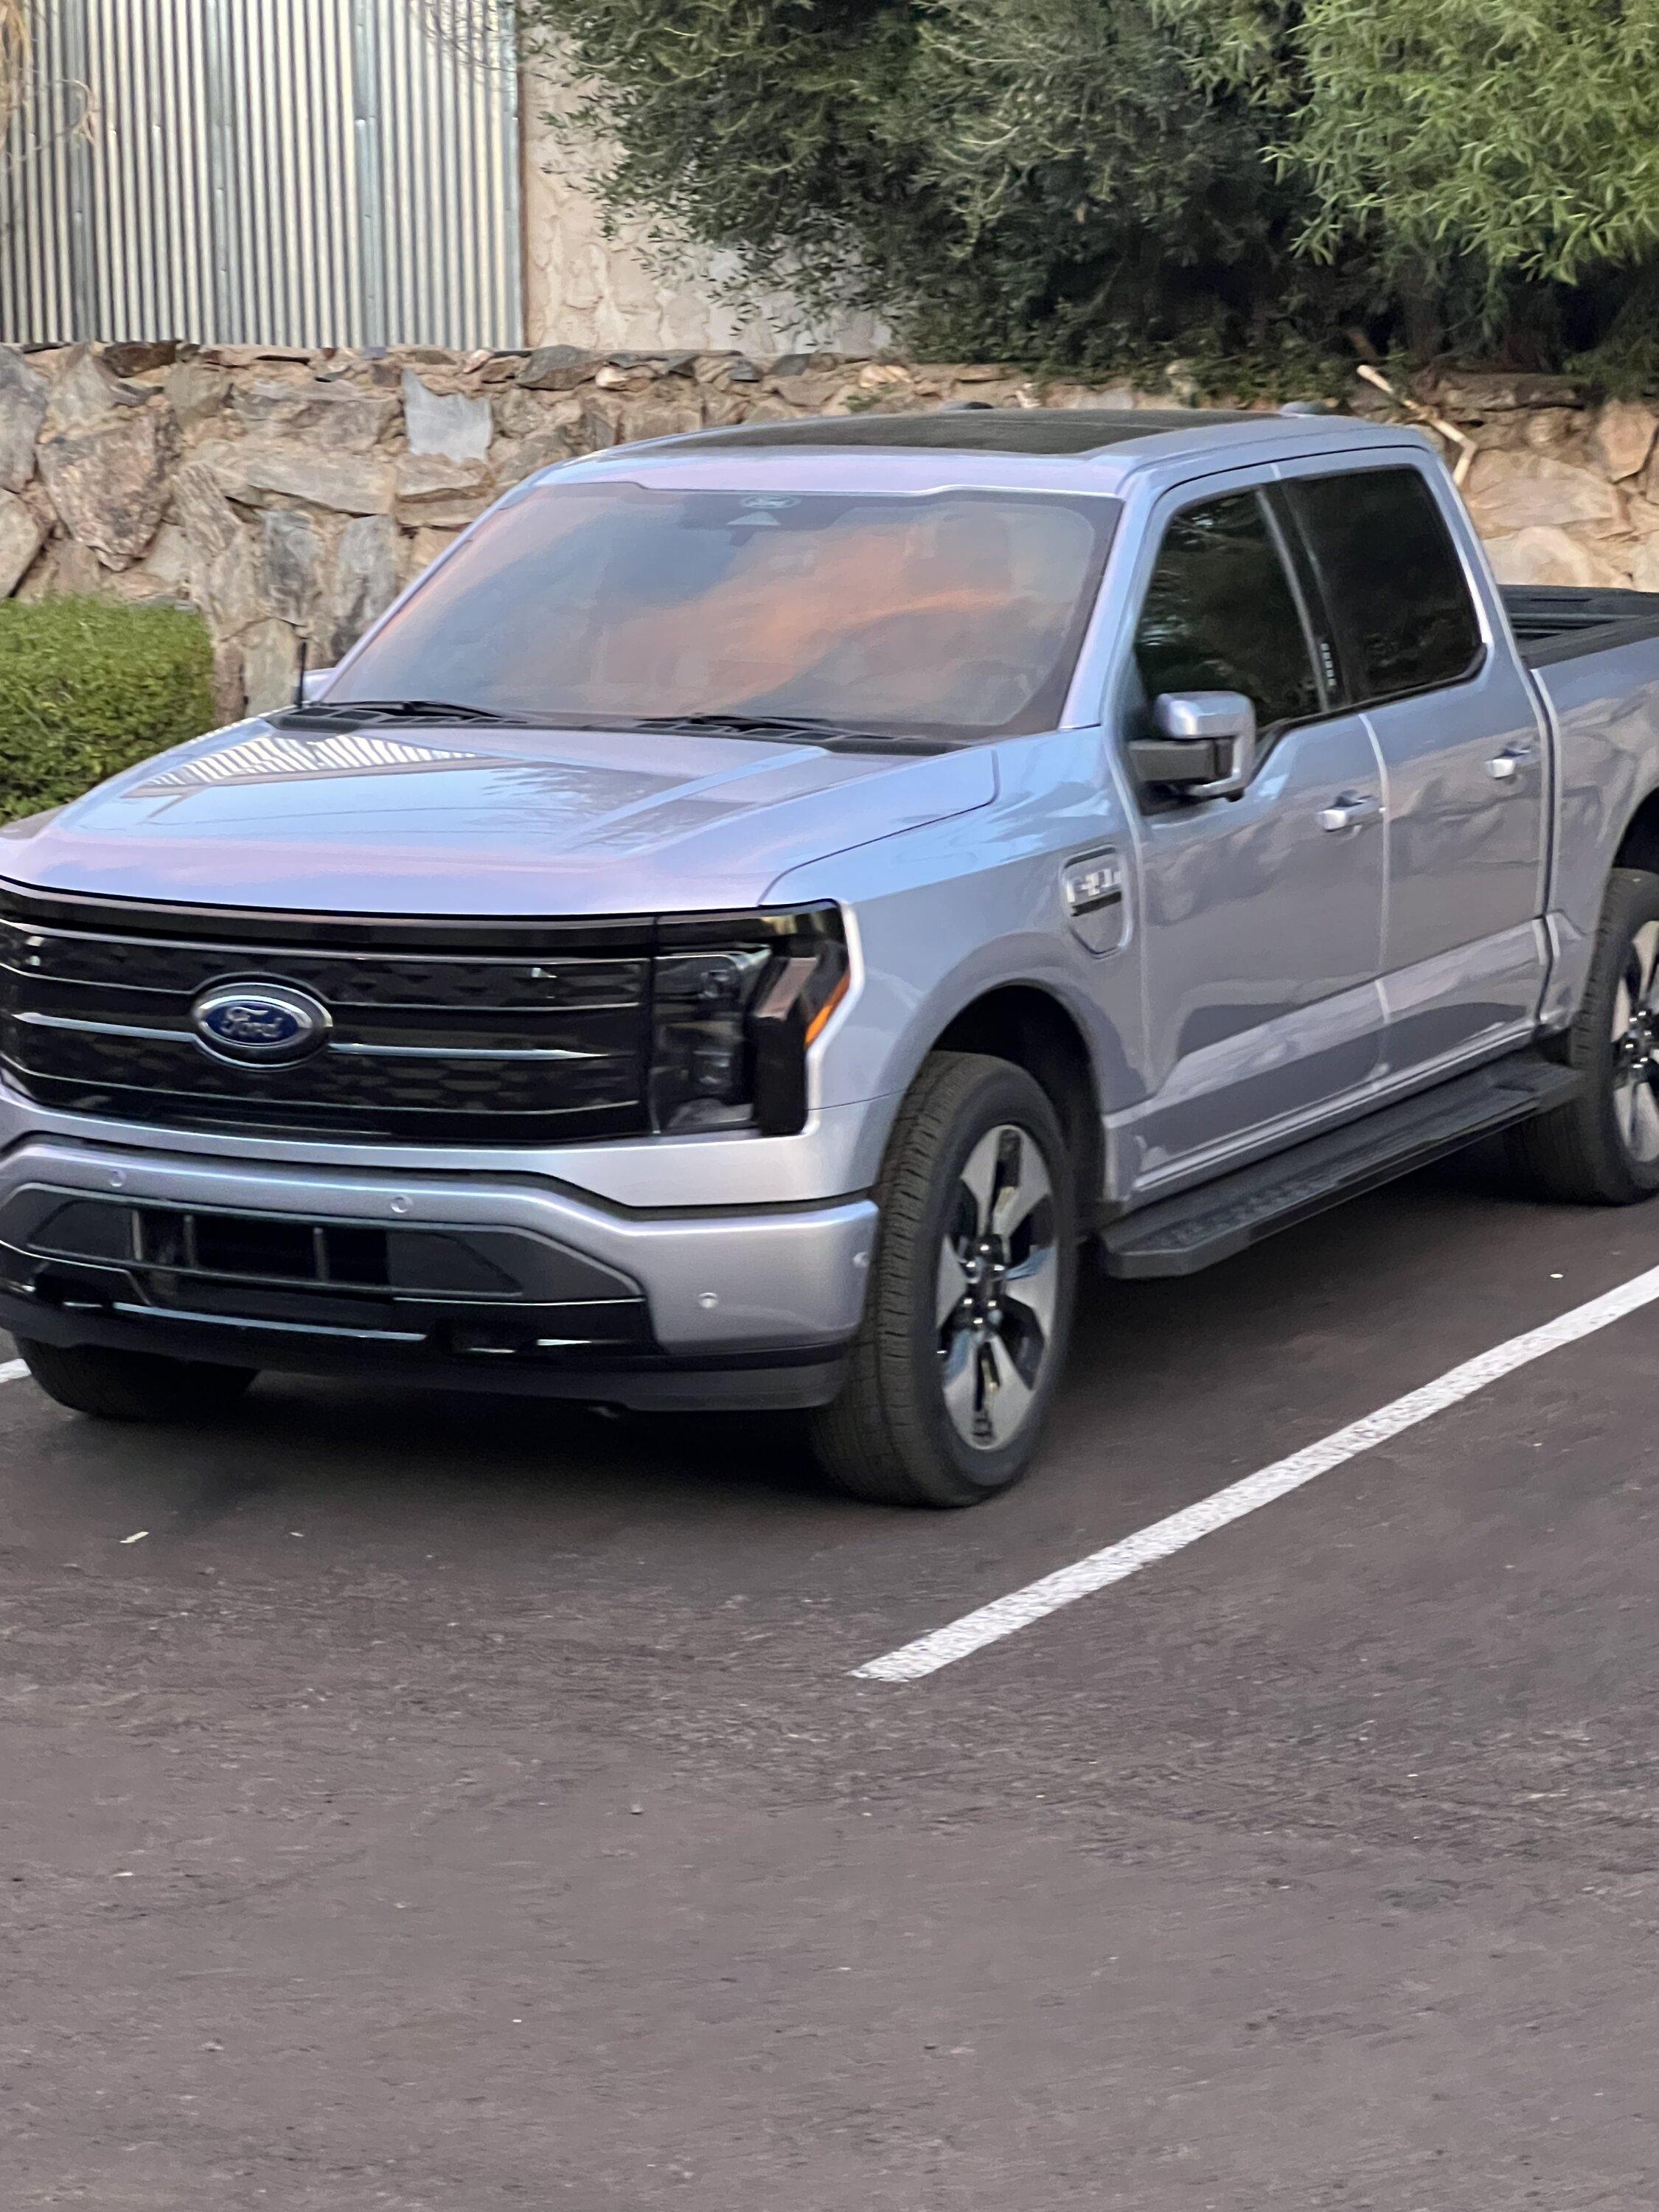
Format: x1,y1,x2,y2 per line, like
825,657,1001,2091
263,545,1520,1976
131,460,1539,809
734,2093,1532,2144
0,1359,27,1385
852,1258,1659,1683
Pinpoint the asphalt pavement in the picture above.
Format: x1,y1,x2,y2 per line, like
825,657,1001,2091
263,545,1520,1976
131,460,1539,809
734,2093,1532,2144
5,1147,1659,2209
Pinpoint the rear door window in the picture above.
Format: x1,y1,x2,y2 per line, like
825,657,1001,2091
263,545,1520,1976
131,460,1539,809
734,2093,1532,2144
1285,468,1483,703
1133,490,1322,734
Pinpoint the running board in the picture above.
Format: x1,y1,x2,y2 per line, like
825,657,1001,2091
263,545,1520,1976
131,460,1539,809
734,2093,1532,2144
1099,1054,1582,1279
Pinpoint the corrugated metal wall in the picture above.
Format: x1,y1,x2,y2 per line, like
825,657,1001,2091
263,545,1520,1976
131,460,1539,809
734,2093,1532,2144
0,0,523,348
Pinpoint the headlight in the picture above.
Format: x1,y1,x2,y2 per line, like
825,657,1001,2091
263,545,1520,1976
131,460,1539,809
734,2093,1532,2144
650,904,849,1135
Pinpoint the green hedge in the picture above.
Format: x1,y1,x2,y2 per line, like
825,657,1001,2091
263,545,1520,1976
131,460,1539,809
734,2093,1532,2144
0,598,216,821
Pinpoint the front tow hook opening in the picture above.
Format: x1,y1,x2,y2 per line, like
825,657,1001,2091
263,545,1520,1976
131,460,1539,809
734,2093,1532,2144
29,1262,123,1315
437,1318,540,1358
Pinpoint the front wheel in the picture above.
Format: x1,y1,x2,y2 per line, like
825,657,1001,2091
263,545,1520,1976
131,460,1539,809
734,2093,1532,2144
809,1051,1077,1507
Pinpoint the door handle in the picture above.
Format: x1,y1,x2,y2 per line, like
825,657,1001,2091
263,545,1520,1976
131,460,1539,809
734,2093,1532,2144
1318,793,1383,833
1487,742,1536,782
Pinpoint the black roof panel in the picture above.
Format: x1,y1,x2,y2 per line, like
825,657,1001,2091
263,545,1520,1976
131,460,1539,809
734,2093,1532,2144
667,406,1262,458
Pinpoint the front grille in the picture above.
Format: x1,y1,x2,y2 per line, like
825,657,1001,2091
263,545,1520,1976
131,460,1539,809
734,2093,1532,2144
0,886,655,1144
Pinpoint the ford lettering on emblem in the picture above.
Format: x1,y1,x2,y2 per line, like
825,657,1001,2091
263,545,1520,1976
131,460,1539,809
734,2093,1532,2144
191,982,331,1065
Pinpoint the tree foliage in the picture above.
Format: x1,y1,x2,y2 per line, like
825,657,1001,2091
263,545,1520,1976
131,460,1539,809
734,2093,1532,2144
900,0,1335,363
518,0,1659,377
1172,0,1659,285
520,0,1346,371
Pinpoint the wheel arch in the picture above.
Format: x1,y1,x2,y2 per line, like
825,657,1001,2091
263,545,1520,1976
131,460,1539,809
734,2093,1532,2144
925,982,1104,1225
1614,785,1659,877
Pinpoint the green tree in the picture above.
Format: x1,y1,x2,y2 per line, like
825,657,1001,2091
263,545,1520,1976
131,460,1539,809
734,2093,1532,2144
520,0,1352,373
1163,0,1659,365
520,0,1659,378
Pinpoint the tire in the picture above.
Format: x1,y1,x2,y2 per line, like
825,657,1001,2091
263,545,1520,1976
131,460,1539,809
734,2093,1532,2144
17,1339,257,1423
809,1051,1077,1508
1509,866,1659,1204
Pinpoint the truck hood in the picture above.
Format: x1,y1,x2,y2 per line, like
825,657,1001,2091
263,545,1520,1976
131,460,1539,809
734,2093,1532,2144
0,718,997,917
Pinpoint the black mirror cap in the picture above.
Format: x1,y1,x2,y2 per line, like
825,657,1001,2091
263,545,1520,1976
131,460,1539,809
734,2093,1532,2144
1127,734,1231,786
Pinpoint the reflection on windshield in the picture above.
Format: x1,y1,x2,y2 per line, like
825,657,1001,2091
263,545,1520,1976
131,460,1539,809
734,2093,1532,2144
330,480,1119,741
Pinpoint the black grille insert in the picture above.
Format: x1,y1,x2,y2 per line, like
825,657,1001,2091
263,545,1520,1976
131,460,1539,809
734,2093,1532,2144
0,887,655,1144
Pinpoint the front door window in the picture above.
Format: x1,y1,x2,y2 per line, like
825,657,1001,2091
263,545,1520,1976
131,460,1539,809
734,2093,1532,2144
1133,491,1321,742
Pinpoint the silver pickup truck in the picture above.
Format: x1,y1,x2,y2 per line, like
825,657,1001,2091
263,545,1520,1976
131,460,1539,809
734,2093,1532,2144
2,406,1658,1505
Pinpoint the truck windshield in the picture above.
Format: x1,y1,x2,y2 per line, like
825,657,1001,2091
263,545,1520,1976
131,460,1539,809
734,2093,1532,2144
328,479,1119,742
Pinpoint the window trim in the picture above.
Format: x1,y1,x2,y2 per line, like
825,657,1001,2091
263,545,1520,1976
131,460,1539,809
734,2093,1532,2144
1260,484,1343,706
1275,465,1488,713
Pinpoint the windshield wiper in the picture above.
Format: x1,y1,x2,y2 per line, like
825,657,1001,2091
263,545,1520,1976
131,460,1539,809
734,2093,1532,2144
268,700,951,752
624,712,920,748
270,698,515,729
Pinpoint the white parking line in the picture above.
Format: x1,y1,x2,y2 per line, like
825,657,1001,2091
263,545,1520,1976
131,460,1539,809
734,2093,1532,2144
0,1358,27,1385
852,1258,1659,1683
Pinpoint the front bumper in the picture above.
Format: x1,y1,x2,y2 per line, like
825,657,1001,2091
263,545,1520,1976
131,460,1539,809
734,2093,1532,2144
0,1138,877,1412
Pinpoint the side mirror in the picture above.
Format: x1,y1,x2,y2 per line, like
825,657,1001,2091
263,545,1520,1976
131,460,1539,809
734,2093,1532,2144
1129,691,1259,801
299,665,337,706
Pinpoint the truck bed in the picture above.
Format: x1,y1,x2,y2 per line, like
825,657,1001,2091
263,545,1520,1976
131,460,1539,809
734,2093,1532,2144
1502,584,1659,668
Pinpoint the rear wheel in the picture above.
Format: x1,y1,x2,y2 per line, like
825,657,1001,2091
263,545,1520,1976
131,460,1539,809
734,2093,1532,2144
18,1340,257,1423
1509,866,1659,1203
809,1051,1077,1508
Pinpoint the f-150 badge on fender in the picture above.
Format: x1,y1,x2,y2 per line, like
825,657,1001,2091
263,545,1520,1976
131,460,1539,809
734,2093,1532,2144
1062,848,1127,955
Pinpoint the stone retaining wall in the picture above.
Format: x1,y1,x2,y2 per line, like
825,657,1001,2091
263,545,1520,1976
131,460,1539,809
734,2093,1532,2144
1,343,1655,721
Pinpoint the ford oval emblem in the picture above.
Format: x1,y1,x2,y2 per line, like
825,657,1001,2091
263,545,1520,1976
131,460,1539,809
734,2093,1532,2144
191,981,331,1065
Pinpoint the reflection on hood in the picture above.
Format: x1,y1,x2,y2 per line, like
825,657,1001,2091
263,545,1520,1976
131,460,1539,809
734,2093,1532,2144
133,727,523,793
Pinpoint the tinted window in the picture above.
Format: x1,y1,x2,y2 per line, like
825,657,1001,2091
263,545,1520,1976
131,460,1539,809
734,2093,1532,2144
1290,468,1481,701
331,479,1118,742
1133,492,1320,731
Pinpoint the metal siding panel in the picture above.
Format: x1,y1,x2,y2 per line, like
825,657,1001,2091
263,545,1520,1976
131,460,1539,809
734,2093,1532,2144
329,3,364,346
21,1,62,337
276,4,301,339
315,3,351,347
83,0,111,333
63,0,94,336
494,1,524,347
449,8,467,347
310,2,340,345
228,0,259,341
411,0,433,341
179,0,214,340
437,4,458,344
347,0,386,346
378,0,405,341
449,3,473,347
234,0,261,341
108,0,138,335
0,0,521,348
257,5,281,340
300,0,330,344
